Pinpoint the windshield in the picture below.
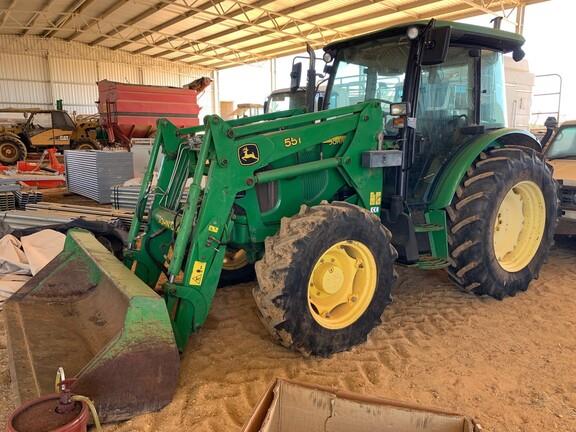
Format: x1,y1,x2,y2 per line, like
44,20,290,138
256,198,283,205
267,91,306,113
329,36,410,135
547,126,576,159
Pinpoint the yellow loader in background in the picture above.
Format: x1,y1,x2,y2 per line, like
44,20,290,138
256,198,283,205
0,108,101,165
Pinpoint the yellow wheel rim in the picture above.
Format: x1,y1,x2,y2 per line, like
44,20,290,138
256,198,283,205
493,180,546,272
223,249,248,271
307,240,377,330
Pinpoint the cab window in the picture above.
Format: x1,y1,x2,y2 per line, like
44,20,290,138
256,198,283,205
30,113,52,129
480,50,507,128
409,46,476,203
52,111,75,130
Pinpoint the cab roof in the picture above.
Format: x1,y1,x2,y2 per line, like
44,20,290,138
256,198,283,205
324,20,525,54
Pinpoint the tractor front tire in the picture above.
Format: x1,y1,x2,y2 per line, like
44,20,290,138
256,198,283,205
254,202,397,357
0,135,27,165
447,146,558,299
218,249,256,287
72,138,102,150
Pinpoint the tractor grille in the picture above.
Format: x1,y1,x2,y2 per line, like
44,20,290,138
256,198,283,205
255,181,278,213
299,149,328,202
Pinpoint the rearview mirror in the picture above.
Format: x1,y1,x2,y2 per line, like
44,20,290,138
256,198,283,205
290,62,302,93
421,27,452,66
513,48,525,62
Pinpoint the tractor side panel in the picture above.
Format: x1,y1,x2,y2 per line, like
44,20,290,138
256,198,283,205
52,128,73,146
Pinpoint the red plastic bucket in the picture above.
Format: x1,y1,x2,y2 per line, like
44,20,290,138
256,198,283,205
7,394,89,432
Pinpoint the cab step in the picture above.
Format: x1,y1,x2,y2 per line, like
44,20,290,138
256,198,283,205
415,255,450,270
414,223,444,233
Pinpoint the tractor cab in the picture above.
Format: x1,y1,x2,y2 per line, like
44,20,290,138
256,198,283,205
320,20,527,207
281,20,538,264
24,110,76,146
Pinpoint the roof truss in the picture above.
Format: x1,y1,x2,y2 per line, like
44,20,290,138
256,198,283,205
0,0,548,69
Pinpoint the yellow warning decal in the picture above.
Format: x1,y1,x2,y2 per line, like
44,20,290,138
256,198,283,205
208,225,219,233
369,191,381,206
189,261,207,286
322,135,346,145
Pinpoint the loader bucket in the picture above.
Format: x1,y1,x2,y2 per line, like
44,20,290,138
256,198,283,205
4,229,179,422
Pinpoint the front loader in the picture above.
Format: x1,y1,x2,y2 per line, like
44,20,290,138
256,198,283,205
5,20,558,421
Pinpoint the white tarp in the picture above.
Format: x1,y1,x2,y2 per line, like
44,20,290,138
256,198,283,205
0,229,66,309
20,229,66,276
0,234,30,274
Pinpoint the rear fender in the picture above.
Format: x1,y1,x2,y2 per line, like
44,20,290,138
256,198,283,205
0,131,24,143
421,129,540,261
428,128,541,210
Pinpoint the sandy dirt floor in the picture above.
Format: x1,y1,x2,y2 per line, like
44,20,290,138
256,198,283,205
1,240,575,431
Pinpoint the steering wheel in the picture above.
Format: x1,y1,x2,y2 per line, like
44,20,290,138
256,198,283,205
453,114,468,123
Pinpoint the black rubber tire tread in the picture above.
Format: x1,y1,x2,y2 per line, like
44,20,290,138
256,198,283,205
253,202,397,357
218,263,256,288
0,135,27,165
72,138,102,150
446,145,559,299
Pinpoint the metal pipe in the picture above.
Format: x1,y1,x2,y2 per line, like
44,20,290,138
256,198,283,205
127,126,163,248
255,157,342,184
167,129,212,278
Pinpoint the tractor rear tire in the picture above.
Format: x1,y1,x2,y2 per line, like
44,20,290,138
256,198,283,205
254,202,397,357
0,135,27,165
447,146,558,299
73,138,101,150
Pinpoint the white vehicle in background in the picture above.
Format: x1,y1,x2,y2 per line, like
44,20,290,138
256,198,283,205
545,120,576,235
264,87,324,113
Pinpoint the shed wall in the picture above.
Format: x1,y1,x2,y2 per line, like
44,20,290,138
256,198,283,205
0,50,213,117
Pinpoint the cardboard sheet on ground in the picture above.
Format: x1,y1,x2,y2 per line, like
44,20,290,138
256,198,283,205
243,379,478,432
20,229,66,275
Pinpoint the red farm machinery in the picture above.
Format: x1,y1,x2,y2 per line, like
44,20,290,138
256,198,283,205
97,80,205,148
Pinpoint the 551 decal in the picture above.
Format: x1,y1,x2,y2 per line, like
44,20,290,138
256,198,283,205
284,137,301,147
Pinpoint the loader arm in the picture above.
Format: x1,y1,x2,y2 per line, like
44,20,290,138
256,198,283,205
126,101,385,350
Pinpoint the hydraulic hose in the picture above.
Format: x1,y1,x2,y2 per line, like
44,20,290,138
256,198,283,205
54,367,102,431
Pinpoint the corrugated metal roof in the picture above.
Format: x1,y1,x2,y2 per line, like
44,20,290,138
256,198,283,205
0,0,549,70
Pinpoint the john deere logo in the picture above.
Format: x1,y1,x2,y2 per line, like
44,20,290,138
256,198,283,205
238,144,259,166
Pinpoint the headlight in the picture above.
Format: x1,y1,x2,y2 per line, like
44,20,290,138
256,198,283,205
390,103,408,116
323,52,333,63
407,26,419,40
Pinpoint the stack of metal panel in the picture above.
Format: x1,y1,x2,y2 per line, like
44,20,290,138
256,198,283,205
0,191,16,211
0,183,18,211
1,202,132,230
110,184,153,211
65,150,134,204
14,190,43,209
110,184,188,211
0,210,73,229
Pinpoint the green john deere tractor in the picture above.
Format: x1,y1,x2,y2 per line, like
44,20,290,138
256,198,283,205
5,20,558,422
